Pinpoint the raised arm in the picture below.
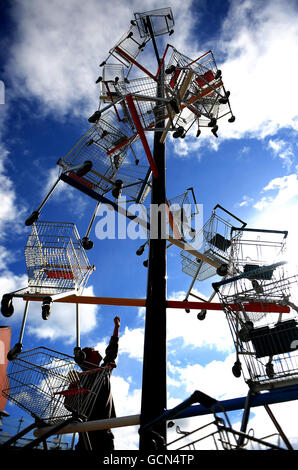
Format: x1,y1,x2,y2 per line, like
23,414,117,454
102,316,121,366
113,316,120,337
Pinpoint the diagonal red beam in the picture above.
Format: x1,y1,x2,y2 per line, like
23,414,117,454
114,46,156,81
125,94,159,178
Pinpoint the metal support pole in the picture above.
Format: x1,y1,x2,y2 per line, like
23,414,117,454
237,389,254,447
139,22,167,450
264,404,293,450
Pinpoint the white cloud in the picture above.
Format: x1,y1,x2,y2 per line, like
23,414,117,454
0,144,27,237
217,0,298,140
253,174,298,213
267,139,295,170
25,285,98,343
118,326,144,361
6,0,196,119
110,374,141,450
167,289,234,353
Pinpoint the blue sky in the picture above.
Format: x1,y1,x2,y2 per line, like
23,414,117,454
0,0,298,450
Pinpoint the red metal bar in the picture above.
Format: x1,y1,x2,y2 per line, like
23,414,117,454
155,44,170,79
186,50,212,68
114,46,156,81
23,294,291,314
167,300,290,313
106,134,136,156
125,94,159,178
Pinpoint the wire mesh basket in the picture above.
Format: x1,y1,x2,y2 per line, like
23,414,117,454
164,47,232,125
167,190,198,241
57,110,151,202
2,347,110,424
214,260,298,392
134,8,174,38
228,228,288,276
106,23,150,69
180,205,245,282
166,415,287,450
22,221,94,296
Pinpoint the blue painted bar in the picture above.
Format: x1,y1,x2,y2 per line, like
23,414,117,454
175,385,298,419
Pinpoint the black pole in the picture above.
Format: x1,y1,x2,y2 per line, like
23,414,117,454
139,20,167,451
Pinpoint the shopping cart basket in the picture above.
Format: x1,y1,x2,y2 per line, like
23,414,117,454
213,239,298,392
162,46,235,140
2,221,94,311
180,204,246,283
1,347,112,448
139,389,286,451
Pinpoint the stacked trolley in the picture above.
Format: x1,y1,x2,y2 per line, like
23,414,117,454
213,227,298,392
1,221,94,360
180,205,246,319
1,347,111,449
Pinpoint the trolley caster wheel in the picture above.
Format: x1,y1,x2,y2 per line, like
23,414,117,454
216,263,228,276
173,126,185,139
197,310,207,321
266,362,275,379
42,296,52,320
143,259,148,268
76,160,93,178
232,360,242,378
165,65,176,74
112,179,123,199
74,347,86,363
81,237,94,250
183,299,190,313
7,343,23,361
169,99,180,114
25,210,40,226
1,294,14,317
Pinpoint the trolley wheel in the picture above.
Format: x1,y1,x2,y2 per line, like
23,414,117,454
42,296,52,320
143,259,148,268
7,343,23,361
183,298,190,313
216,263,228,276
232,360,242,378
266,362,275,379
1,294,14,317
173,126,185,139
25,210,40,226
197,310,207,321
76,160,93,178
165,65,176,74
169,99,180,114
81,237,94,250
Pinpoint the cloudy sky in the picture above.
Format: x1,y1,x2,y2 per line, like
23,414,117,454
0,0,298,450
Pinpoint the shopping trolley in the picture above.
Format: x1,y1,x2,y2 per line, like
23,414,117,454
100,8,174,73
24,108,152,228
1,347,112,449
180,205,246,319
1,221,94,359
161,46,235,141
139,389,286,451
135,188,199,268
212,228,298,392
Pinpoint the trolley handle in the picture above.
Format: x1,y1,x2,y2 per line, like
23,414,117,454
212,261,287,291
139,390,218,434
213,204,247,228
230,227,288,238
